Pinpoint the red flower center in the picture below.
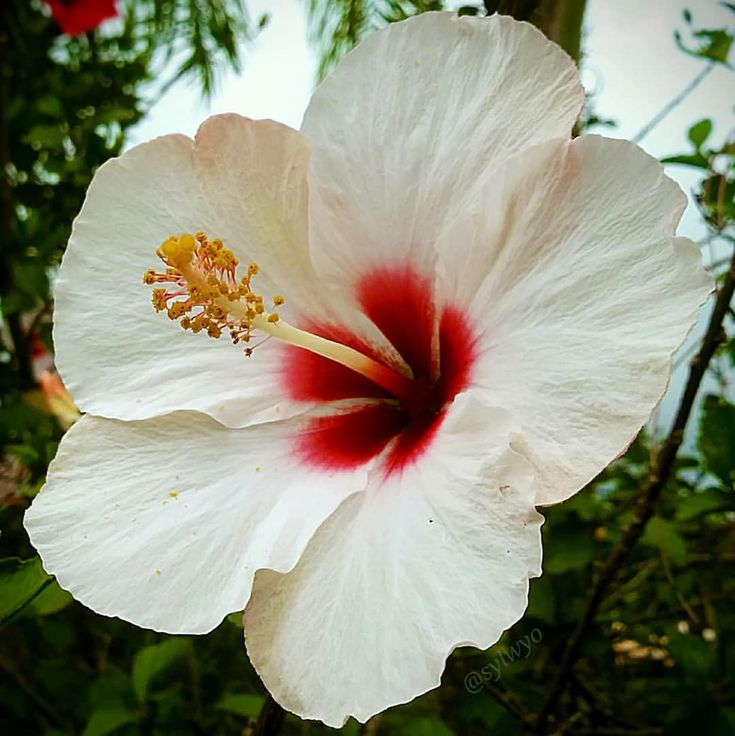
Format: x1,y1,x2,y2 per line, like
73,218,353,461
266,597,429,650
284,265,478,475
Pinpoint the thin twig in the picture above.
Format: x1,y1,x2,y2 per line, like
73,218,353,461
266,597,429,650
632,63,714,144
597,589,732,626
655,521,700,624
251,692,286,736
597,558,659,612
0,653,66,727
535,250,735,732
485,679,537,727
570,671,635,729
549,712,583,736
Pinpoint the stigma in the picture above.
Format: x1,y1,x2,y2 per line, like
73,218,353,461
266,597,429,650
143,233,430,409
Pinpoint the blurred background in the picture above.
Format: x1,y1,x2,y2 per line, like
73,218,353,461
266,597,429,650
0,1,734,734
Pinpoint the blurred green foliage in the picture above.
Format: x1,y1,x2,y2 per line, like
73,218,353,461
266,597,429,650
0,0,253,477
1,2,735,735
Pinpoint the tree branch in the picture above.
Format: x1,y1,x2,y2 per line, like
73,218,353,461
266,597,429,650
486,0,588,64
632,63,714,145
251,692,286,736
486,679,537,727
534,251,734,732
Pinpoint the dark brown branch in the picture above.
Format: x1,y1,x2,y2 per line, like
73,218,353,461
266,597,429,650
251,692,286,736
535,251,735,732
485,679,537,727
485,1,541,22
485,0,588,64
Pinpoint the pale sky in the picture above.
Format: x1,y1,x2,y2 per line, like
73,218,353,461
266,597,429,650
129,0,734,239
128,0,735,432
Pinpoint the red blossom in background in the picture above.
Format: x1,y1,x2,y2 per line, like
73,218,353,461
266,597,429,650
46,0,119,36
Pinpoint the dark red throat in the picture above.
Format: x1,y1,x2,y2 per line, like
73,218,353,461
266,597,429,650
283,265,478,475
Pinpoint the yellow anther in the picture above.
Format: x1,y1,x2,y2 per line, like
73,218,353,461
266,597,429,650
145,233,285,356
151,288,168,312
206,304,226,321
144,232,433,405
167,301,189,320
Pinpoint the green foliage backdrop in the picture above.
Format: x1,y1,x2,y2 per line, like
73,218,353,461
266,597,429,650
0,2,733,735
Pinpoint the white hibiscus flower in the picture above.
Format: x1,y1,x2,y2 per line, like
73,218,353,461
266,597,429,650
25,11,711,727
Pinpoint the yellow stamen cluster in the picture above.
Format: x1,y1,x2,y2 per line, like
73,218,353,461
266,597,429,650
143,232,283,352
143,236,428,406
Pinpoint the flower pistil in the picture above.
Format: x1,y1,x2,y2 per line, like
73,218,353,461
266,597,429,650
144,233,430,411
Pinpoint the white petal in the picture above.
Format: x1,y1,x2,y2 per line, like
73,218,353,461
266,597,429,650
456,135,713,505
55,115,355,427
302,12,583,284
243,395,542,727
24,412,370,634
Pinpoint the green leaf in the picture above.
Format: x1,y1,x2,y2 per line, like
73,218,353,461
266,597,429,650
676,490,734,520
227,611,243,627
544,534,598,574
403,718,455,736
0,557,52,622
668,634,716,680
526,575,556,624
723,337,735,365
36,94,63,117
23,123,66,149
215,693,264,718
699,395,735,487
641,517,687,566
30,579,73,615
692,28,733,63
82,707,137,736
131,638,190,702
661,153,710,168
688,118,713,148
